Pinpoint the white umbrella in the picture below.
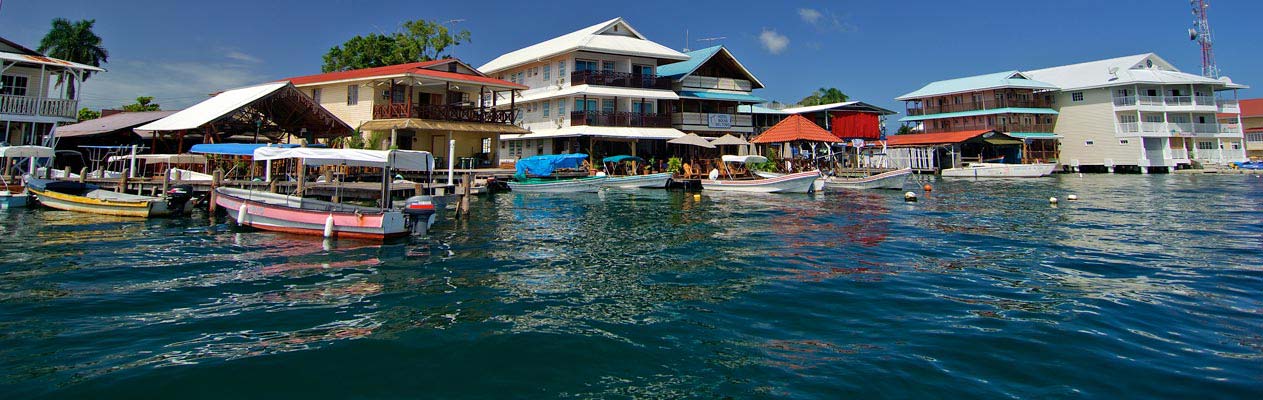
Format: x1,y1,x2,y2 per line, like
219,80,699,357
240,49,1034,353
667,133,716,149
709,134,750,146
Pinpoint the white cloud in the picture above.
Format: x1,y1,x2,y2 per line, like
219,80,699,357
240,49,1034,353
78,59,265,111
758,29,790,54
798,8,823,24
224,50,262,64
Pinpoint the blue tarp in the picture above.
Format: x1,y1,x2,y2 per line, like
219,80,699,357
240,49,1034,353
515,154,588,178
189,143,321,156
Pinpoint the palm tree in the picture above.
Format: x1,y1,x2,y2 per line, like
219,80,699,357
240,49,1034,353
816,87,849,104
37,18,109,98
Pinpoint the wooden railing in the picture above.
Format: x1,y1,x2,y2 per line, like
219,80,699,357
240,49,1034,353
906,98,1052,116
570,111,671,127
571,70,671,90
919,122,1054,134
671,112,753,127
371,103,516,124
681,76,753,91
0,95,78,118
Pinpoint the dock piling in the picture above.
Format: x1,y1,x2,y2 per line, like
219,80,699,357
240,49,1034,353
78,168,87,184
117,169,129,193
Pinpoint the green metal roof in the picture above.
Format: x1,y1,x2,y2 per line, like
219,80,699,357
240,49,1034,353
899,107,1059,122
895,71,1059,100
678,90,765,103
1007,132,1060,139
657,46,723,79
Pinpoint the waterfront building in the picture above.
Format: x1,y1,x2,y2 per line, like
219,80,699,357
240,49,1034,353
1225,98,1262,159
0,37,103,146
477,17,689,164
1022,53,1246,172
655,46,765,141
895,71,1061,165
285,59,528,168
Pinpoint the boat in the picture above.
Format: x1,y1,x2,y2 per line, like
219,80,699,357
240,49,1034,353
25,178,195,217
940,162,1057,178
822,168,913,190
599,155,670,189
214,147,439,240
700,155,820,194
507,154,607,193
1233,161,1263,170
0,145,55,209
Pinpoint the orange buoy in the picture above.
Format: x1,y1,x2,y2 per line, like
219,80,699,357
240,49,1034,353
923,184,933,192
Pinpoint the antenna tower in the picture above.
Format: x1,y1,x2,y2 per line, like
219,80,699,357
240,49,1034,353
1189,0,1219,78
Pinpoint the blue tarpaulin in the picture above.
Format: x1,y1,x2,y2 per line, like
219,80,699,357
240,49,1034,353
515,154,588,178
189,143,321,156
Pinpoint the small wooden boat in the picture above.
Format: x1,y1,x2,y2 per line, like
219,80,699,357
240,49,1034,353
215,147,438,240
701,155,819,194
941,163,1056,178
508,154,607,193
823,168,913,190
25,178,194,217
599,155,670,189
508,176,608,193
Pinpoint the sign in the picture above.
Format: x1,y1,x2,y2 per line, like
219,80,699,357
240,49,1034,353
708,113,732,129
851,139,865,148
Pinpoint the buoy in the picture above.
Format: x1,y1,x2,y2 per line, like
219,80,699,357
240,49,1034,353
923,184,933,192
1067,194,1079,201
693,193,701,201
1049,197,1059,204
904,191,917,202
323,214,335,238
236,204,248,225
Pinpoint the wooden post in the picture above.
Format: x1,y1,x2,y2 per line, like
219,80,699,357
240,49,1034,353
296,163,306,197
161,167,171,196
117,169,129,193
78,168,87,183
209,169,222,215
63,166,71,180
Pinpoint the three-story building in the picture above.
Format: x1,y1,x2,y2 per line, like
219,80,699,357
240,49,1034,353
656,45,765,140
1,37,102,146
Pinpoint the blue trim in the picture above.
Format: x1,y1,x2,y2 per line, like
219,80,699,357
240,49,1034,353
677,90,765,103
190,143,321,156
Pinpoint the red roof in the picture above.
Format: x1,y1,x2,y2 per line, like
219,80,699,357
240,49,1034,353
751,114,840,143
1239,98,1263,118
885,130,994,146
284,59,527,90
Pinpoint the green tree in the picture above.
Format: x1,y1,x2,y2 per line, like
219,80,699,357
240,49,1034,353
37,18,109,98
77,107,100,122
896,125,915,135
321,19,470,72
122,96,160,112
797,87,849,106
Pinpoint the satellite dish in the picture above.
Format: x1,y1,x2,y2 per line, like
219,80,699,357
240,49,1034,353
1189,28,1198,40
1108,67,1119,76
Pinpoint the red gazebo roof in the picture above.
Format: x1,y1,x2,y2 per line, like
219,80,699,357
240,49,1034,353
751,114,840,143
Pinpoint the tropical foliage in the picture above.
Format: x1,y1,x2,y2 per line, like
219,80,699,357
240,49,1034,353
37,18,108,97
896,125,915,135
322,19,471,72
121,96,160,112
797,87,849,106
77,108,100,122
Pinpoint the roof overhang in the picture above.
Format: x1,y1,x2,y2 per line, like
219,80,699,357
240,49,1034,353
501,126,685,141
357,118,530,134
0,51,104,72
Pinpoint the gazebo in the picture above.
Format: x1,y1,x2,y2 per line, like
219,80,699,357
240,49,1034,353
750,114,840,170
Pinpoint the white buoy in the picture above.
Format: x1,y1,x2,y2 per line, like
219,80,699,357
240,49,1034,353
236,204,248,225
1049,197,1059,204
904,191,917,202
323,214,335,238
1067,194,1079,201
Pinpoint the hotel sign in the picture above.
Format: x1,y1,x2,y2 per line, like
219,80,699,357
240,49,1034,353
708,113,732,129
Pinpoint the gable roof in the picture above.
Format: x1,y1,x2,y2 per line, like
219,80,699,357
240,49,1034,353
1237,98,1263,118
0,37,41,56
656,45,764,88
136,82,351,138
56,111,179,138
751,114,840,143
285,59,526,90
1023,53,1243,91
885,130,998,146
896,70,1058,100
0,36,105,72
477,17,688,74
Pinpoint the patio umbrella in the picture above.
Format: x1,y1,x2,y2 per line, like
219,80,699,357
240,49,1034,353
668,133,716,149
709,134,751,155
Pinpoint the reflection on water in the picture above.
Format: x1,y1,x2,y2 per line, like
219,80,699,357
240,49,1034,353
2,174,1263,398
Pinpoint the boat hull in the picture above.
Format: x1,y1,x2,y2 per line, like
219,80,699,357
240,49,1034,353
701,171,820,193
29,187,172,217
600,172,671,189
0,192,28,209
941,163,1056,178
823,168,913,190
508,176,608,193
215,188,409,240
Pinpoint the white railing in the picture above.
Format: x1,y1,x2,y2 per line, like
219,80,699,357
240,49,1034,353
1193,123,1219,134
1218,98,1239,112
1140,122,1167,133
1194,95,1215,106
1138,96,1165,106
1246,132,1263,143
1170,148,1189,160
881,147,937,170
1193,147,1222,161
1113,96,1137,106
680,76,754,92
1168,122,1194,134
671,112,753,127
0,95,78,118
1117,122,1139,133
1219,124,1242,134
1164,96,1192,106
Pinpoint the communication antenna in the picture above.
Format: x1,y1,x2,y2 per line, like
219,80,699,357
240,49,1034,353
1189,0,1219,78
696,36,727,44
683,29,689,52
443,19,466,25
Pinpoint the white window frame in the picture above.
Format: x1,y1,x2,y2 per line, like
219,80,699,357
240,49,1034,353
0,75,29,96
1071,92,1084,102
346,85,358,105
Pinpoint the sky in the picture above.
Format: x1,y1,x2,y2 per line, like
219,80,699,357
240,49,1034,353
2,0,1261,115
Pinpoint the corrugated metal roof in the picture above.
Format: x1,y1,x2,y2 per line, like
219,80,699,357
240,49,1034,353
677,90,764,103
656,46,765,88
56,111,179,138
899,107,1058,122
895,71,1058,100
737,104,790,114
1023,53,1245,91
477,17,688,74
500,126,685,140
751,114,839,143
885,130,996,146
0,51,104,72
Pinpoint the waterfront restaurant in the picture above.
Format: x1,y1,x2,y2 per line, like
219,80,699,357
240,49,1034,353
883,129,1028,172
1,36,103,146
656,45,766,144
285,59,529,169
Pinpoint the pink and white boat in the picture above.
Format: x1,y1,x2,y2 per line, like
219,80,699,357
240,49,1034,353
214,147,437,240
700,155,820,194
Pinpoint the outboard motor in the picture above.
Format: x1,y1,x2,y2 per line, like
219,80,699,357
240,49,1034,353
402,195,437,236
165,185,196,215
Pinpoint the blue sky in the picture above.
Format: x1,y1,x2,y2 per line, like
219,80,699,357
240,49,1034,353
2,0,1260,114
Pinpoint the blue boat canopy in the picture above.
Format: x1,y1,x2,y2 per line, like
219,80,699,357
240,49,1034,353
602,155,645,163
189,143,321,156
515,153,588,178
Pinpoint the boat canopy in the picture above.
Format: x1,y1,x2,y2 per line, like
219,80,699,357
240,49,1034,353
721,155,768,164
0,145,54,158
603,155,644,164
106,154,208,164
515,153,588,178
253,147,435,171
189,143,314,156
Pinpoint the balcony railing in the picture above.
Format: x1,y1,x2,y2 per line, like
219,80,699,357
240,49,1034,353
680,76,753,91
1195,95,1215,105
1170,148,1189,160
1117,122,1240,136
1220,123,1242,134
919,122,1054,134
1164,96,1192,106
906,98,1053,116
371,103,516,124
570,70,670,90
1113,95,1222,109
0,95,78,119
570,110,671,127
671,112,753,128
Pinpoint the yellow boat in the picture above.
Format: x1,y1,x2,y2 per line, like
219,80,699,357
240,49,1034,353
26,178,194,218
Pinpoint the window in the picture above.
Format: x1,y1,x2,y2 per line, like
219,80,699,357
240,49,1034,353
482,137,492,153
1197,141,1215,150
1085,140,1095,145
559,61,567,79
507,140,524,157
1071,92,1084,102
1231,142,1241,150
633,64,653,76
1118,115,1138,123
542,100,550,117
311,88,322,103
0,75,28,96
601,61,615,72
601,99,615,113
574,98,597,112
1119,140,1129,145
632,101,652,113
346,85,358,105
558,100,566,116
543,65,551,80
516,72,524,83
575,59,598,72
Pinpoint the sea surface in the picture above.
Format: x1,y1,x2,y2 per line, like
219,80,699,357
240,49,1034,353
2,174,1262,398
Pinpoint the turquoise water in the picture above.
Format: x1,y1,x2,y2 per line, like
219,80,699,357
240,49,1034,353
2,174,1262,398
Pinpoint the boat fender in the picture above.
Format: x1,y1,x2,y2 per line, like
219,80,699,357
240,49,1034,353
923,184,933,192
904,191,917,202
237,204,248,225
324,215,335,238
1049,197,1059,204
708,169,719,180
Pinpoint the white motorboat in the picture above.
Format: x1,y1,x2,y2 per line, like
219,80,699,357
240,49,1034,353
508,176,608,193
701,155,819,194
601,172,671,189
941,163,1056,178
823,168,913,190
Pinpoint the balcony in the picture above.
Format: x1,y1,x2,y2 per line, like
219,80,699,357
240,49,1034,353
1220,123,1242,134
919,122,1054,134
371,103,516,124
570,70,670,90
1218,99,1240,113
570,110,671,128
1170,147,1189,160
671,112,753,130
1112,95,1221,110
905,98,1052,116
680,76,753,92
0,95,78,119
1116,122,1239,137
